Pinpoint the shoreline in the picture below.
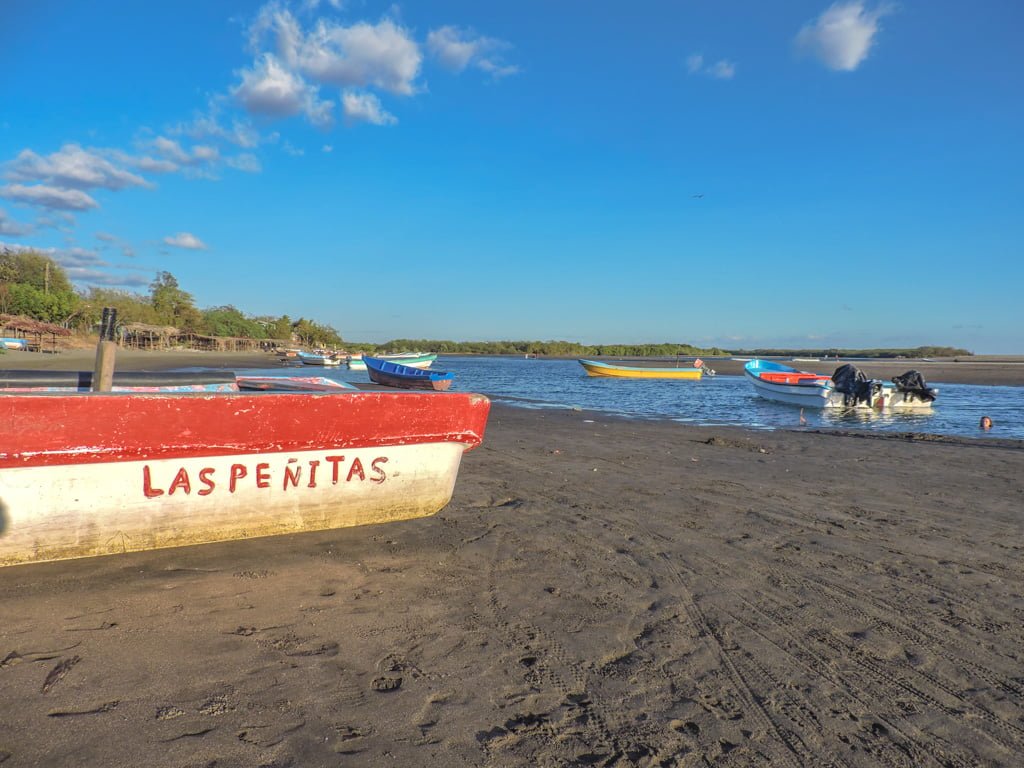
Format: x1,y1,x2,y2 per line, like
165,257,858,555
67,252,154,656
3,348,1024,386
0,404,1021,765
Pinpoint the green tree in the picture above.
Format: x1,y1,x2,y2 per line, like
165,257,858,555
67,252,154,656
200,306,268,338
149,271,200,330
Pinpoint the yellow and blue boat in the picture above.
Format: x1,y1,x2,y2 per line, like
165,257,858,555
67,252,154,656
578,359,703,380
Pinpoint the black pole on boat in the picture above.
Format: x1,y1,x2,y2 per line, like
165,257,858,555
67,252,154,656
92,307,118,392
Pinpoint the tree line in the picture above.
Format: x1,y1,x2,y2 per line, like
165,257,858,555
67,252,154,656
0,249,342,347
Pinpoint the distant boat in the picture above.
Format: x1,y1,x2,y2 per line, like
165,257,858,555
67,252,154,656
578,359,703,380
350,352,436,371
1,337,29,350
298,351,342,366
744,359,937,409
0,388,490,567
0,370,357,395
364,356,454,391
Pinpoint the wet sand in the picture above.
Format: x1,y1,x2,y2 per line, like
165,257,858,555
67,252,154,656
1,405,1022,766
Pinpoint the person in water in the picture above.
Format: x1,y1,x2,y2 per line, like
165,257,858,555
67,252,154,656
980,415,993,430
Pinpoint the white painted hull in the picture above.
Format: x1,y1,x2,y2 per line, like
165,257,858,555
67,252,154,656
746,372,935,410
0,442,466,567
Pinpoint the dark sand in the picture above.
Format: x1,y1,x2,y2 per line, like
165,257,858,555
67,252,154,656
1,400,1022,766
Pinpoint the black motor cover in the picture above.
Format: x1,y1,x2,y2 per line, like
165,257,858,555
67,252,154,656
831,364,878,406
891,369,937,401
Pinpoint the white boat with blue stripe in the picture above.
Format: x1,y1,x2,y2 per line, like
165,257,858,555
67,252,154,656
744,359,937,410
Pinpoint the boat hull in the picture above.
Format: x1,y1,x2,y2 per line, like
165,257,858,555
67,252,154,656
0,391,490,567
744,361,935,410
578,359,702,380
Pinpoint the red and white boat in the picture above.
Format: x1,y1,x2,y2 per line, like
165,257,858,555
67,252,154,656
0,390,490,567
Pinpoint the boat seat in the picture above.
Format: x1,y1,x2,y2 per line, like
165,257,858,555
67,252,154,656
758,372,831,385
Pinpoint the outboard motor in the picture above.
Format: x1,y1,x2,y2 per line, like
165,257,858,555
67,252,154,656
891,370,938,402
831,363,879,406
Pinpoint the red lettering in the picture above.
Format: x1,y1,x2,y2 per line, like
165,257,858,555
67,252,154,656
256,463,271,489
142,465,164,498
346,457,365,482
370,457,388,484
168,467,191,495
326,455,345,484
197,467,216,496
229,464,247,492
307,460,320,488
283,464,302,490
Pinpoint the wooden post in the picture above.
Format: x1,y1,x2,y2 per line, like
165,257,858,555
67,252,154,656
92,307,118,392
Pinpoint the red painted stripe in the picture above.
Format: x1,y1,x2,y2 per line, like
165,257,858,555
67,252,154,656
0,391,490,468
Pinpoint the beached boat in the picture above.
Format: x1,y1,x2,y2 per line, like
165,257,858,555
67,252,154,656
578,359,703,380
0,370,359,395
1,337,29,350
744,359,937,409
364,355,454,391
298,351,342,366
0,389,490,567
347,353,366,371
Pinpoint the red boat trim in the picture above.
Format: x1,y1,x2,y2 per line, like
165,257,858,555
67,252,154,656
0,391,490,469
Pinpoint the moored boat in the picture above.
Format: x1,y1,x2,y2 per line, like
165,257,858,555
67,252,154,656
298,350,343,366
1,337,29,350
0,390,490,567
578,359,703,380
744,359,937,409
364,355,454,391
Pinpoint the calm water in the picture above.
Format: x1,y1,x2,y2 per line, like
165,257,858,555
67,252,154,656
232,356,1024,440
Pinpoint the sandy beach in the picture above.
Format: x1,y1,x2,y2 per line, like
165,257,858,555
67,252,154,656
1,397,1022,766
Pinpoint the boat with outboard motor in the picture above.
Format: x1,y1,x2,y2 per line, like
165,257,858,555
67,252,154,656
744,359,937,409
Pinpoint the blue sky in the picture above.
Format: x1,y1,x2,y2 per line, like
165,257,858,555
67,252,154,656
1,1,1021,351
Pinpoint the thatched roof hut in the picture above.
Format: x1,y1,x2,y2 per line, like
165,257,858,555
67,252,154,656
120,322,179,350
0,314,73,353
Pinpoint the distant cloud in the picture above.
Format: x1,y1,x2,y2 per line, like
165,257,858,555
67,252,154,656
0,183,99,211
0,207,31,236
163,232,208,250
342,90,397,125
686,53,736,80
94,230,136,258
322,144,334,153
65,267,150,287
796,2,891,71
254,8,423,95
5,144,150,191
225,153,262,172
427,26,519,78
282,140,305,156
233,53,334,128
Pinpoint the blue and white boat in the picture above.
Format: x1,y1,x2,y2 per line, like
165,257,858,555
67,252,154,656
744,359,937,410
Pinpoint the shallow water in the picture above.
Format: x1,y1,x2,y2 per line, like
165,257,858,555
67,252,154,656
231,356,1024,440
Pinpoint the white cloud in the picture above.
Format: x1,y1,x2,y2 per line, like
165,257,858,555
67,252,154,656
708,60,736,79
342,90,397,125
5,144,150,190
254,9,422,95
225,153,262,172
796,2,891,71
65,267,150,287
233,53,335,127
686,53,736,80
94,231,136,258
163,232,209,250
427,26,519,78
0,183,99,211
174,103,262,148
322,144,334,153
282,140,305,156
0,208,31,236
